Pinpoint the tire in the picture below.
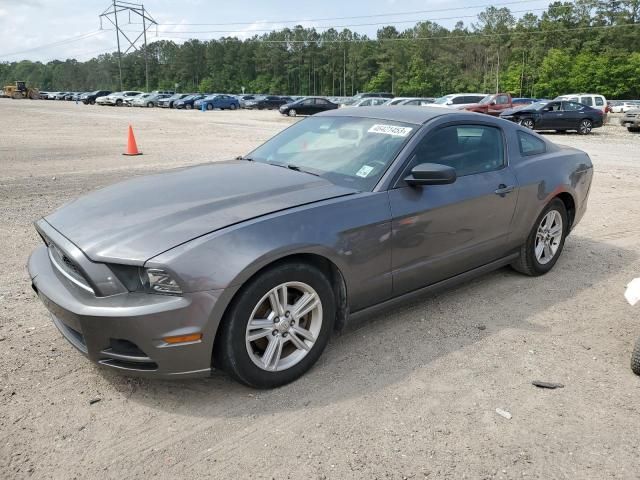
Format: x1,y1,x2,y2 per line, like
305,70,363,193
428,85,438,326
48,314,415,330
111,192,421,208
206,103,213,111
627,127,640,133
90,99,96,105
578,119,593,135
115,99,123,106
230,103,237,110
185,104,192,110
147,102,154,108
288,109,297,117
520,118,535,129
216,262,335,388
511,198,568,276
632,337,640,376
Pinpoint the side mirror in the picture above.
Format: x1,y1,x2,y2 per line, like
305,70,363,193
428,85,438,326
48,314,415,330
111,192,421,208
446,100,453,105
405,163,457,186
490,101,497,105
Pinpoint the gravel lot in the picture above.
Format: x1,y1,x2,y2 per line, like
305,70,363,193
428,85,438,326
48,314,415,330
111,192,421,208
1,100,640,479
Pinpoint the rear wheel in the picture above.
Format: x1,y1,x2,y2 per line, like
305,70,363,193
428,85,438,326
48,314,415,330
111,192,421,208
632,337,640,376
115,99,123,106
147,102,154,108
288,109,297,117
216,263,335,388
578,119,593,135
511,198,568,276
627,126,640,133
185,103,192,110
230,103,237,110
90,99,96,105
206,103,214,111
520,118,535,129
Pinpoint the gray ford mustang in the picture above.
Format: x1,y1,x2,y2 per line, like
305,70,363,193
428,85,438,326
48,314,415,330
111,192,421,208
28,107,593,388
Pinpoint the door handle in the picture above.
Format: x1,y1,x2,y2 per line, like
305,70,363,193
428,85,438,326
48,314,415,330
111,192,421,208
495,184,515,196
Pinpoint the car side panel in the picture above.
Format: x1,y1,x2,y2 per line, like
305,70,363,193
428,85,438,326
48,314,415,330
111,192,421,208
148,192,394,313
505,133,593,246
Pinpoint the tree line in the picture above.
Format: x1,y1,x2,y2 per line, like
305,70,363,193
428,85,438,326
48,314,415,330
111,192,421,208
2,0,640,99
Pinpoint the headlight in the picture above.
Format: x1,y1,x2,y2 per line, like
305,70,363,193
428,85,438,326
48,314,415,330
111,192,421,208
140,268,183,295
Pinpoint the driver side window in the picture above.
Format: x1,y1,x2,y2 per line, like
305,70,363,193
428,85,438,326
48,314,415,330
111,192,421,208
407,125,505,178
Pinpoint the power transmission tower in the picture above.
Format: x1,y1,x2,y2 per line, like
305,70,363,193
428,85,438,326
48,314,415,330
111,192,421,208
99,1,157,91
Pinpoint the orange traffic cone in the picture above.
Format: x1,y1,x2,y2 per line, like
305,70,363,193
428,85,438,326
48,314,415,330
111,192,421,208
123,125,142,156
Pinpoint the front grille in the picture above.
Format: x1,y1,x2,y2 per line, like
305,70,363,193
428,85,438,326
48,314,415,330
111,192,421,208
46,241,93,293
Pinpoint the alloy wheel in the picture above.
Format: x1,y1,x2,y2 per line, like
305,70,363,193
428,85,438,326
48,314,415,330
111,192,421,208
535,210,563,265
288,109,297,117
520,118,534,129
579,119,592,134
245,281,322,372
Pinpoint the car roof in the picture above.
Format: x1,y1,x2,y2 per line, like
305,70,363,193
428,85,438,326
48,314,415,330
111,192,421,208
316,105,462,124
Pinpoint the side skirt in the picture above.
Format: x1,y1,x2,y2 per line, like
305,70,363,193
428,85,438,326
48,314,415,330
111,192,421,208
348,253,519,324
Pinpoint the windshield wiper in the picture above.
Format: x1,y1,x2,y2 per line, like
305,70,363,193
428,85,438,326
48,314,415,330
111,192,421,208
286,164,320,177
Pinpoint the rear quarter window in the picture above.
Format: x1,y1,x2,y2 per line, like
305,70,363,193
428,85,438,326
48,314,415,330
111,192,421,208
595,96,604,106
518,131,546,156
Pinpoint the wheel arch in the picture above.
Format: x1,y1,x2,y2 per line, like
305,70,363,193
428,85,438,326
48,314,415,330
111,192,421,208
554,191,576,230
211,252,349,361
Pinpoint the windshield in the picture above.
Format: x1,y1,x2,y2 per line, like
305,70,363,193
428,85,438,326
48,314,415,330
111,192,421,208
479,95,494,105
247,116,416,191
434,95,453,104
527,101,549,111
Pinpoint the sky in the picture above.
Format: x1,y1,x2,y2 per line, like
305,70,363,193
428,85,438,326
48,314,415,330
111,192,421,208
0,0,553,62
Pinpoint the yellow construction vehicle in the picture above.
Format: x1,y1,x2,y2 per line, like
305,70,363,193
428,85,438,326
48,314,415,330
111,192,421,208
2,81,40,99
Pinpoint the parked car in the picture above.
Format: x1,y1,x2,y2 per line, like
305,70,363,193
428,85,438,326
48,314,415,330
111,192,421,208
38,91,49,100
96,91,143,106
513,98,538,106
173,94,204,109
463,93,515,115
554,93,607,114
46,92,60,100
431,93,487,109
611,101,640,113
28,107,593,388
125,93,149,107
157,93,190,108
237,95,258,108
620,109,640,132
349,98,387,107
194,94,240,110
340,92,394,107
398,98,435,106
54,92,69,100
500,100,604,134
131,93,170,107
81,90,111,105
279,97,339,116
245,95,288,110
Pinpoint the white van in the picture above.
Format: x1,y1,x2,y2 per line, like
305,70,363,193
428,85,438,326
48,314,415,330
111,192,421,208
555,93,607,113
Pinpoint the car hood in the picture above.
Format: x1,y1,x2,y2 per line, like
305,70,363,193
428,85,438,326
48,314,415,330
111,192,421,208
500,105,534,116
44,160,356,264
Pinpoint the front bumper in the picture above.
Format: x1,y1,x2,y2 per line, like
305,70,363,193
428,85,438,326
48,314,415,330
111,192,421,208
621,117,640,128
28,244,222,379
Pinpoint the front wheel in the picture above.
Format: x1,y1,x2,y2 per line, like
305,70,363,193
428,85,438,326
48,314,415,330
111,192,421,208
216,263,335,388
511,198,568,276
206,103,213,110
115,99,123,106
578,119,593,135
230,103,237,110
288,109,297,117
632,337,640,375
520,118,535,129
147,102,154,108
185,103,192,110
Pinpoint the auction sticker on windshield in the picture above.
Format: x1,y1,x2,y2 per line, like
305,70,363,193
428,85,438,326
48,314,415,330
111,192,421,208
368,124,413,137
356,165,375,178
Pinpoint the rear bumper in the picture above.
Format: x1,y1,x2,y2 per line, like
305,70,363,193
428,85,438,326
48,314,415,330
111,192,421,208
28,245,222,379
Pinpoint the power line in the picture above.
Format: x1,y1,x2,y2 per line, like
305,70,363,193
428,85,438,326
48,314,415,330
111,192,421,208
152,6,562,35
154,0,559,26
244,22,640,43
0,31,106,59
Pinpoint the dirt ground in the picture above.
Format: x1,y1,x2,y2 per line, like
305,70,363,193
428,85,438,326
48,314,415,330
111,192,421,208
1,100,640,480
